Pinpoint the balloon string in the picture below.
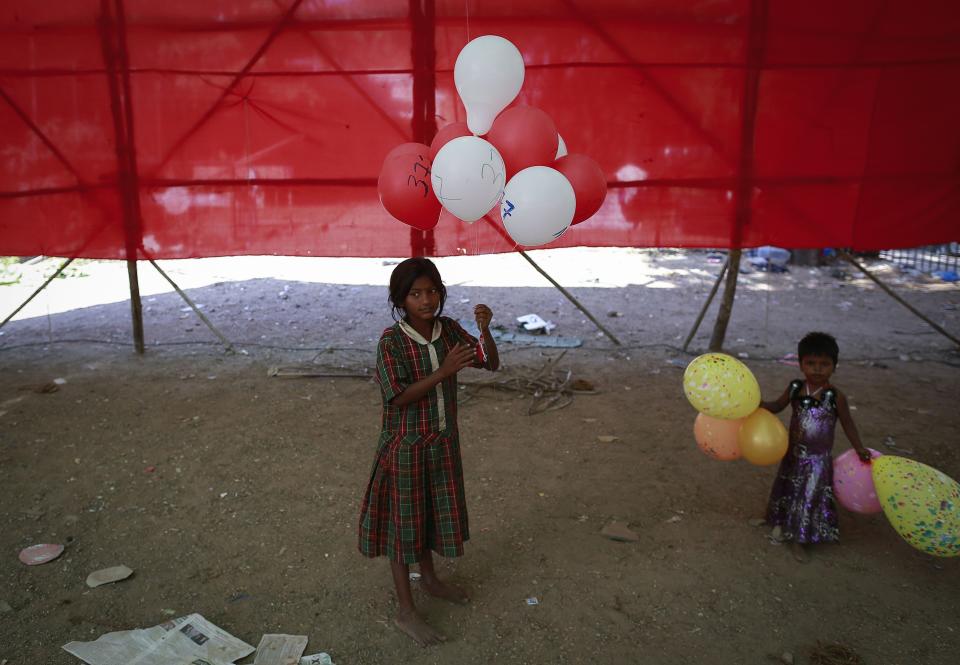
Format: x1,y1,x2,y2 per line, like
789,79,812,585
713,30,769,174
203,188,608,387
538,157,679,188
465,0,471,43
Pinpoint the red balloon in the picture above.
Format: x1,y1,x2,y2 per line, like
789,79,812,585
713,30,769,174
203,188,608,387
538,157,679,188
553,153,607,224
429,122,471,162
377,151,441,230
383,141,430,162
486,106,558,177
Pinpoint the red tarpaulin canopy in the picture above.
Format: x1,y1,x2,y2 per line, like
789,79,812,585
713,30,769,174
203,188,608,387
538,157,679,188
1,0,958,259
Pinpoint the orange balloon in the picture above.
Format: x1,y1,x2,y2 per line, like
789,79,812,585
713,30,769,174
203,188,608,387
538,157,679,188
737,408,788,466
693,413,743,461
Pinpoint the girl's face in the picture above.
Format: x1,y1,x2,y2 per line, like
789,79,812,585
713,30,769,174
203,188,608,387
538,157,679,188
800,353,835,387
403,275,441,324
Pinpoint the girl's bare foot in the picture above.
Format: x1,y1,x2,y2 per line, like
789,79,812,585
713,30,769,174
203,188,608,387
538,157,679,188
423,577,470,605
791,542,809,563
394,607,446,647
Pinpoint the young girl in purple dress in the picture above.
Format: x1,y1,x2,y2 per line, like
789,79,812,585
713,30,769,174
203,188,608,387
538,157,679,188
760,332,871,562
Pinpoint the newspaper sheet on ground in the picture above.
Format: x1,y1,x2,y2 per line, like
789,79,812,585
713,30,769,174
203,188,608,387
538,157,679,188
62,613,255,665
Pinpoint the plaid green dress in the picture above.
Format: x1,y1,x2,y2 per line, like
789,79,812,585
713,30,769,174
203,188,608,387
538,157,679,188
358,316,486,564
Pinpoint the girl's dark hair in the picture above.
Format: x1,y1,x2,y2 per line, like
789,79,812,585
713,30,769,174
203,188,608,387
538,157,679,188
798,331,839,364
388,257,446,321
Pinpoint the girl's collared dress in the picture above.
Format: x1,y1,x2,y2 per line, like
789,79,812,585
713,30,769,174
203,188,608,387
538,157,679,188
358,316,484,564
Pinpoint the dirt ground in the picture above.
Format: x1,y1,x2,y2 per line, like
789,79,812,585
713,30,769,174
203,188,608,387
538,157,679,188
1,248,959,665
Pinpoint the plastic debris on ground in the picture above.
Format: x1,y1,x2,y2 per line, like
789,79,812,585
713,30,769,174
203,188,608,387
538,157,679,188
62,614,254,665
600,521,640,542
459,319,581,349
516,313,557,334
86,565,134,588
526,597,539,606
19,543,64,566
300,654,335,665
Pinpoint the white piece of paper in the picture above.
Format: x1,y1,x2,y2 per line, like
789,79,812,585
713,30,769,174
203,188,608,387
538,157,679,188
299,654,335,665
62,613,255,665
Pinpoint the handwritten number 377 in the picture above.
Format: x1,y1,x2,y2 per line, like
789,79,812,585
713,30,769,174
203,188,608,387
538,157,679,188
407,158,431,198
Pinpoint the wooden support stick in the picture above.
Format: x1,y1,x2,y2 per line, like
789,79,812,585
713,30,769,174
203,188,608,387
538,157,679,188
0,257,75,331
518,250,622,346
683,258,728,352
709,249,742,351
147,259,236,353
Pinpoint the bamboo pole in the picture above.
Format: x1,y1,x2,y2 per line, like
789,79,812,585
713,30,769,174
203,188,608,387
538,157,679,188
839,250,960,348
0,258,75,331
683,258,728,352
148,259,236,353
517,250,622,346
709,250,742,351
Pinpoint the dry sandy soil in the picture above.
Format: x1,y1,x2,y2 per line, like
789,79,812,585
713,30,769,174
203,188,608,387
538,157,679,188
1,249,958,665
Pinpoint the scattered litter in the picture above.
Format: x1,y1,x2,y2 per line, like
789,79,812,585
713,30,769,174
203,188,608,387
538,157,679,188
63,613,254,665
526,597,539,606
86,565,133,588
300,654,335,665
161,609,177,616
219,492,229,499
53,377,68,385
459,298,471,303
228,592,251,603
706,253,724,263
0,600,12,613
607,311,623,318
516,314,557,334
19,543,64,566
597,435,619,443
665,358,687,369
932,270,959,282
665,515,682,524
737,352,749,359
409,572,421,581
145,466,156,473
777,353,798,367
601,521,639,542
253,634,308,665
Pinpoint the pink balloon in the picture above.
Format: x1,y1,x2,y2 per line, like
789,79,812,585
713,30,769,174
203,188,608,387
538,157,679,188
553,154,607,224
833,448,883,514
429,122,471,162
486,106,558,177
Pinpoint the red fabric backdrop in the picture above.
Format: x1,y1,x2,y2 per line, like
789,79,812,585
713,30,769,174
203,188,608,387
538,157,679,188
1,0,958,259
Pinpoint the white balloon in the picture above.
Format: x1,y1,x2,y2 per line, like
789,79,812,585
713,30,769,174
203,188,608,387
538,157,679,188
500,166,575,247
430,136,506,222
454,35,525,135
555,134,568,159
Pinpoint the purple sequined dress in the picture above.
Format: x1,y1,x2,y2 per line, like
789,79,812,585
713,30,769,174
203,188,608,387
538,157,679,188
765,380,840,544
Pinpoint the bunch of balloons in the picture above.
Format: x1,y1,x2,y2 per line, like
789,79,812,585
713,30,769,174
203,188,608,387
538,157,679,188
377,35,608,246
683,353,788,466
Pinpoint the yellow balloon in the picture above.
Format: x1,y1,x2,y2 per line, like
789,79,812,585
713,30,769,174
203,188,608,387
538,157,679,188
872,456,960,558
683,353,760,420
737,408,788,466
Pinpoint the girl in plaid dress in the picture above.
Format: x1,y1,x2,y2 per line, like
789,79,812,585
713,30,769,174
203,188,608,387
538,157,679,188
358,257,499,646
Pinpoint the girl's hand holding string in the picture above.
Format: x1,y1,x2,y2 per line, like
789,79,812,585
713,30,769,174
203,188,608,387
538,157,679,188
474,304,493,331
440,344,476,378
856,447,872,463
